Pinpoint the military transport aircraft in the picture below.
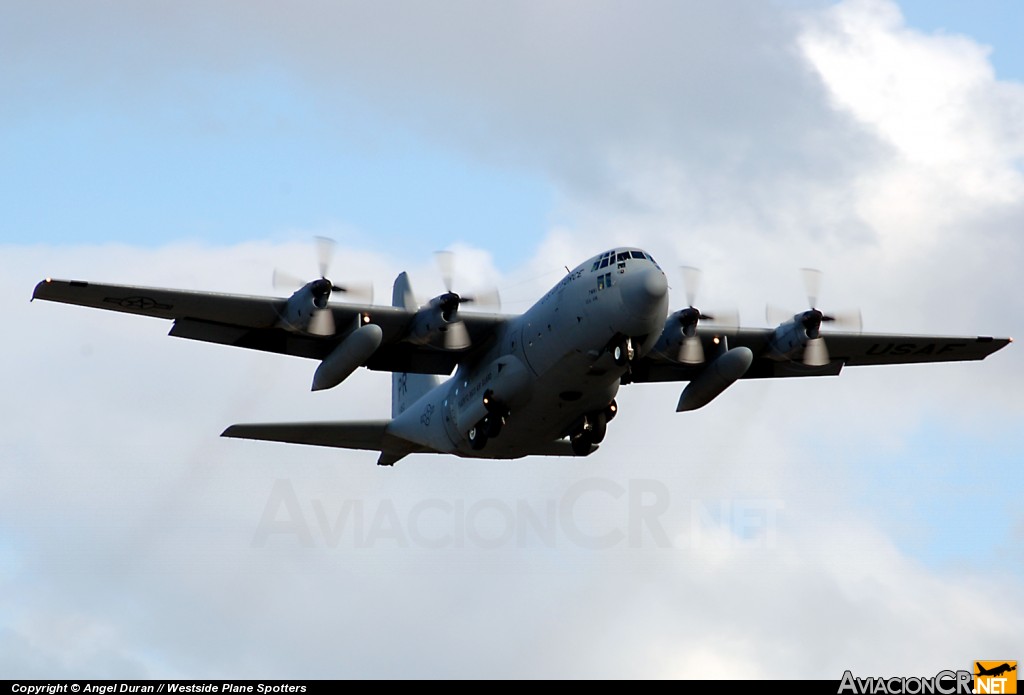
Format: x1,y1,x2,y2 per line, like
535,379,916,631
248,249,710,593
32,242,1011,465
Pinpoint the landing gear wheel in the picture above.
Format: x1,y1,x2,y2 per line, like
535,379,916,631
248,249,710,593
483,414,505,438
468,425,488,451
589,411,608,444
571,432,593,456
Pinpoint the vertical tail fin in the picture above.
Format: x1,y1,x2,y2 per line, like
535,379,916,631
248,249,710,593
392,272,440,417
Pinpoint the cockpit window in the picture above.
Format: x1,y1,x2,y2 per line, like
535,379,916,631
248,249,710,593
592,250,653,270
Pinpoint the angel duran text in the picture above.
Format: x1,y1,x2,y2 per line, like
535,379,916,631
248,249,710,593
10,688,304,695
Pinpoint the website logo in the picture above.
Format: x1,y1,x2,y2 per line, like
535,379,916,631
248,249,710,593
839,670,971,694
974,661,1017,695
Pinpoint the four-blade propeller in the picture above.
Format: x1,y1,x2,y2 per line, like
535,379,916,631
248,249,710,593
273,236,374,336
431,250,501,350
674,266,739,364
767,268,862,366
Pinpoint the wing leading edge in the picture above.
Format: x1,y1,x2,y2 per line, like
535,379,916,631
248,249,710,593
630,328,1011,383
32,278,509,375
32,279,1011,380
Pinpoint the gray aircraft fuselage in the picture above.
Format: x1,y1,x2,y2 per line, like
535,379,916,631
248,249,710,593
388,248,669,458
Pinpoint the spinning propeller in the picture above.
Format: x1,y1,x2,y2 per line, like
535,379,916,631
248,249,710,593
767,268,862,367
431,251,501,350
273,236,374,336
674,266,739,364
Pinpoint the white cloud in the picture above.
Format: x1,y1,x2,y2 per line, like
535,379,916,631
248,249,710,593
798,0,1024,279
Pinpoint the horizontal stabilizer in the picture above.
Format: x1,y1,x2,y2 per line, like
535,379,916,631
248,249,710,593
222,421,595,460
221,420,426,458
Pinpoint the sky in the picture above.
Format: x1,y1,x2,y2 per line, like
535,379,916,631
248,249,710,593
2,0,1023,679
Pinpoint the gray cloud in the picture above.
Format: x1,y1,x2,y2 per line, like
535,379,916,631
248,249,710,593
2,1,875,208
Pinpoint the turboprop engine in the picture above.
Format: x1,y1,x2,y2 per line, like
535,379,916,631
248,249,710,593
765,269,861,367
272,236,373,337
407,292,475,350
404,250,500,351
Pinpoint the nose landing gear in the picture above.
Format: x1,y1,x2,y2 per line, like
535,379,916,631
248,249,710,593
612,338,635,366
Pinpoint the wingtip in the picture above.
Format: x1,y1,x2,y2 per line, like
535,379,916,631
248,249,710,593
31,277,53,301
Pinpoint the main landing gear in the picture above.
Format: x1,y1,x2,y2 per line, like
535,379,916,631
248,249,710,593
468,413,506,451
570,400,618,456
467,391,509,451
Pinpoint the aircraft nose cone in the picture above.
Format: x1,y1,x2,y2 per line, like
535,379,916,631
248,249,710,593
621,267,668,310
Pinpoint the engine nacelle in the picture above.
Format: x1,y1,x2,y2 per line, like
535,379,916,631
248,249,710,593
767,322,805,360
407,306,448,344
405,292,472,349
278,279,332,333
649,310,689,360
766,311,819,361
676,347,753,412
311,323,384,391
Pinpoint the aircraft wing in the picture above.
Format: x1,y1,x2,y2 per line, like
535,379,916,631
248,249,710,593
629,328,1012,382
31,279,509,375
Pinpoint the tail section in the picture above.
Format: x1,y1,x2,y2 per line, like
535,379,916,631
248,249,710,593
392,272,440,417
221,272,441,467
221,420,426,466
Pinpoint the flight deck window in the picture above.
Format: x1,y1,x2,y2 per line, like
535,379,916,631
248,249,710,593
617,252,629,263
599,257,609,269
591,261,600,272
631,251,646,260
